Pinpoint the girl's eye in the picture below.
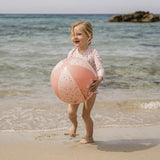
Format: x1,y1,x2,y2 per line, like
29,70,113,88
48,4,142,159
77,33,82,36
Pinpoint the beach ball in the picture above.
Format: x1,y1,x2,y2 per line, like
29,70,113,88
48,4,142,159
50,57,97,104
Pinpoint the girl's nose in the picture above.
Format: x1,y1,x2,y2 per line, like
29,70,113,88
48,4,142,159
74,35,78,38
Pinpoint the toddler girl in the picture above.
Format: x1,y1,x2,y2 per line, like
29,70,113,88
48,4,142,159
67,21,104,144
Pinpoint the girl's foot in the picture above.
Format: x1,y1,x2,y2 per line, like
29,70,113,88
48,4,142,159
69,125,77,137
78,137,94,144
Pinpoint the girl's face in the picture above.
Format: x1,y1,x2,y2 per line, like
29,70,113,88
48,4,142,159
71,25,89,50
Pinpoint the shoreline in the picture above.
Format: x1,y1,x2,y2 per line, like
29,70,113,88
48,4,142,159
1,88,160,131
0,125,160,160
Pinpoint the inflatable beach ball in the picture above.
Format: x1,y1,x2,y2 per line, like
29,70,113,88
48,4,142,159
50,57,97,104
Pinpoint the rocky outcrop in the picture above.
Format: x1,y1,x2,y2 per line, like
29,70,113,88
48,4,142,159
108,11,160,22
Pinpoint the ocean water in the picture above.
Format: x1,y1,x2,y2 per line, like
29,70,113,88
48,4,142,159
0,14,160,131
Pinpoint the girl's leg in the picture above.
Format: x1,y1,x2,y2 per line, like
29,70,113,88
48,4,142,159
68,104,79,137
79,93,96,144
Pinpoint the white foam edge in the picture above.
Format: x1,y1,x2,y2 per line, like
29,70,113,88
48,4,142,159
140,101,160,109
0,127,68,133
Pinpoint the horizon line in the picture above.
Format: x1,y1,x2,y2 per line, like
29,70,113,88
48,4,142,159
0,12,160,15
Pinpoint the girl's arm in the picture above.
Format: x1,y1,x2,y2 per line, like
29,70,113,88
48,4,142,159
89,49,104,92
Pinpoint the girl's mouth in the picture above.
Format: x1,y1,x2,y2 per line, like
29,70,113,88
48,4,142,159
75,40,80,44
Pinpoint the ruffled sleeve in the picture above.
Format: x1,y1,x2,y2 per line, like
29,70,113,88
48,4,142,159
67,48,76,58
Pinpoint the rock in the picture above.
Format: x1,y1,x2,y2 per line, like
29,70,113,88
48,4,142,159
108,11,160,22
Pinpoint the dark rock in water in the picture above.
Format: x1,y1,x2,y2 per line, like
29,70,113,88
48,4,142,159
108,11,160,22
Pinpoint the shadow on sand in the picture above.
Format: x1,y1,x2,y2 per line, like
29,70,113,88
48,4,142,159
94,138,160,152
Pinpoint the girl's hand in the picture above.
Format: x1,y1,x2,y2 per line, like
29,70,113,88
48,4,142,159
89,76,103,92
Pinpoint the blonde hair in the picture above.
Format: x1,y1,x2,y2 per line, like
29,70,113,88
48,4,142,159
71,21,93,45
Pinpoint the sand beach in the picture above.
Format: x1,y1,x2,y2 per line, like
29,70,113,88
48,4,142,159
0,125,160,160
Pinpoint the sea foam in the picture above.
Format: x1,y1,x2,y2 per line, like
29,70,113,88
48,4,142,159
140,101,160,109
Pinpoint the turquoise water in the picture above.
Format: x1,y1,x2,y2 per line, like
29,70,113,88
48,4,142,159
0,14,160,131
